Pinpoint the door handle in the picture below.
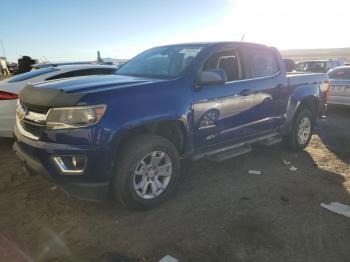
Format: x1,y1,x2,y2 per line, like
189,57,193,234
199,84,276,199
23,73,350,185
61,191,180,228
239,89,253,96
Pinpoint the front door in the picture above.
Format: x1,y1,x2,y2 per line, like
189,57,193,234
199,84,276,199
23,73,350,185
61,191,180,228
193,48,256,149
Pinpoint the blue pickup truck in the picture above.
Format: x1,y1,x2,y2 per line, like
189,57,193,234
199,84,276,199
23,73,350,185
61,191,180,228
13,42,328,209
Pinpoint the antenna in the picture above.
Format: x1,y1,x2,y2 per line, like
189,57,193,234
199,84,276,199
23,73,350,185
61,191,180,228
240,34,245,42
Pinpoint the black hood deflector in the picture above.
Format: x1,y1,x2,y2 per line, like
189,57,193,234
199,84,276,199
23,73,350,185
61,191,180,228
19,84,85,107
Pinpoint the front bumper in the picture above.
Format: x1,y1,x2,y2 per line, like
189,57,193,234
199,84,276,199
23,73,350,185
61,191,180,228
13,126,114,201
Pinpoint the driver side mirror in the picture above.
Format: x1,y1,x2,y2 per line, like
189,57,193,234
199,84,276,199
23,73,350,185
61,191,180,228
197,69,227,87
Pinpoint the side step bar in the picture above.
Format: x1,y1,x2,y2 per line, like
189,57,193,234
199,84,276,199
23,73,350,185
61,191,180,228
193,133,282,162
207,145,252,162
259,136,282,146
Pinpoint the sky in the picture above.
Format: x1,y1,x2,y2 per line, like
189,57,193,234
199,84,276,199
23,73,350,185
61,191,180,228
0,0,349,62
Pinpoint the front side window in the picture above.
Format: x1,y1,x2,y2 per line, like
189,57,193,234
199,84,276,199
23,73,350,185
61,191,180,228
117,44,205,79
203,50,242,82
247,48,279,78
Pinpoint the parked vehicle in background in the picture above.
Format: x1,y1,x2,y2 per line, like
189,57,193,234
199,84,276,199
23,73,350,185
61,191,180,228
296,59,344,73
13,42,328,209
283,58,296,72
0,64,117,137
327,66,350,106
31,61,95,70
7,62,18,75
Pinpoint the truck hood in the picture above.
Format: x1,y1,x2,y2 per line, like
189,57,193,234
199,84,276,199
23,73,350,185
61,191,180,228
34,74,162,93
19,74,164,107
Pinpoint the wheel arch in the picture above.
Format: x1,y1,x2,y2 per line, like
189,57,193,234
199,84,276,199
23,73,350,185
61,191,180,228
296,96,319,121
282,82,321,135
116,119,187,155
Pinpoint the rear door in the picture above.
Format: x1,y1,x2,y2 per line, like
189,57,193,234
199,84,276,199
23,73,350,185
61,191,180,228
242,47,287,134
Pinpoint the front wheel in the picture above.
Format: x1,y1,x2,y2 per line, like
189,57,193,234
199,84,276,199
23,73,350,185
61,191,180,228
112,134,181,209
284,109,314,151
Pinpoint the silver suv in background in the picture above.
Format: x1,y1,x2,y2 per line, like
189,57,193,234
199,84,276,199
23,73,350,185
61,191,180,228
327,66,350,106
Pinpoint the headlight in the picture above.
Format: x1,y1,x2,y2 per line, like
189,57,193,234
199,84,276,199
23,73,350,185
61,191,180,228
46,105,106,130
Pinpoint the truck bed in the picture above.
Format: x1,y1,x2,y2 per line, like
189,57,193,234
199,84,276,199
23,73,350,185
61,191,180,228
287,72,329,86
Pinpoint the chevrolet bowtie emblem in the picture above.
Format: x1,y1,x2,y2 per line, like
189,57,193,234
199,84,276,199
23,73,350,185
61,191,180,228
17,106,27,123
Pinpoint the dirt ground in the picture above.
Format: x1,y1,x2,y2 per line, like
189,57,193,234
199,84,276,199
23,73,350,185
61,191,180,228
0,107,349,262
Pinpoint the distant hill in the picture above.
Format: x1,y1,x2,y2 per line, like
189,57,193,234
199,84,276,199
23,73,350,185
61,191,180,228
280,48,350,62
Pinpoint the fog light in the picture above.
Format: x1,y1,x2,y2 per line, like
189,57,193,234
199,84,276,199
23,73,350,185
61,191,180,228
53,155,87,175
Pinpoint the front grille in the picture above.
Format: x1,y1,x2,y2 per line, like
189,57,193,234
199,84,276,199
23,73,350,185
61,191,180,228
22,120,44,137
21,102,50,114
17,101,50,139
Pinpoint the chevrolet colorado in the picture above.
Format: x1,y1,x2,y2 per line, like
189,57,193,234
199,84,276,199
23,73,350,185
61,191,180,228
13,42,328,209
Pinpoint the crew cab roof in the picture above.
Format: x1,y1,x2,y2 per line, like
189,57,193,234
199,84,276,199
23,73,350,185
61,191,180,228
154,41,271,49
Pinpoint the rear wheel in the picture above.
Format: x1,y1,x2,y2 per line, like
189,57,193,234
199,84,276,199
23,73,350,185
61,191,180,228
112,134,181,209
285,109,314,151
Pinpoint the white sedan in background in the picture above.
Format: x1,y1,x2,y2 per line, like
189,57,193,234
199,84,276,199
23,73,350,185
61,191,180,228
0,64,117,137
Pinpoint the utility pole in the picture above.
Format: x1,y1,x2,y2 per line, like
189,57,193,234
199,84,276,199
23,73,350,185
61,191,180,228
97,50,103,64
0,40,7,58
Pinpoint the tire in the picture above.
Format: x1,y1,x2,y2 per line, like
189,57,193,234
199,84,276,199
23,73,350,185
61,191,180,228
112,134,181,209
284,108,314,151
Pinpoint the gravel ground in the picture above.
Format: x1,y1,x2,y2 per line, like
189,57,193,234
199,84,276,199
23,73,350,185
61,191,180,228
0,106,349,262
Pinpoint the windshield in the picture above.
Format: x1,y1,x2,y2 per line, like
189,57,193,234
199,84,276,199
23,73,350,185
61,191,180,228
7,67,59,83
296,61,327,73
117,44,205,79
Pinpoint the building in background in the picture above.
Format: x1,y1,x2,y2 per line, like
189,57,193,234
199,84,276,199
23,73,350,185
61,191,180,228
17,56,37,74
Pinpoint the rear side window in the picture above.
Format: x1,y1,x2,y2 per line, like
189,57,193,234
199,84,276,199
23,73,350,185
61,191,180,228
45,68,116,81
247,48,279,78
203,50,242,81
8,68,59,83
328,68,350,79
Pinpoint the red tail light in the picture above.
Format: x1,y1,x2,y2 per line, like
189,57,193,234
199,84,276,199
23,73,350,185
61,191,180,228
327,80,331,99
0,91,18,100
